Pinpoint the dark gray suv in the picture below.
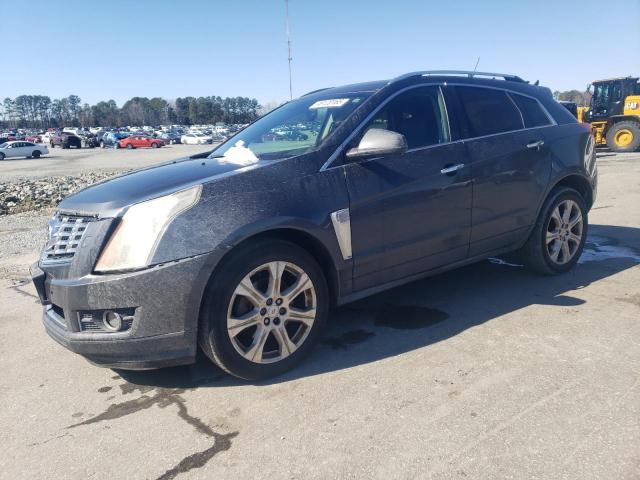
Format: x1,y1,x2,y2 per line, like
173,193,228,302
31,71,597,380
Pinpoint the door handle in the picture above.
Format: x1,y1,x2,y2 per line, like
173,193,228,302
526,140,544,150
440,163,465,175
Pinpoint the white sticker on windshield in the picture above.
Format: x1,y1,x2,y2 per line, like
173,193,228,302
220,140,259,166
309,98,350,109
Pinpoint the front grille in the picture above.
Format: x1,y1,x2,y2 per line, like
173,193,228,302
51,304,65,319
48,304,67,330
41,212,96,265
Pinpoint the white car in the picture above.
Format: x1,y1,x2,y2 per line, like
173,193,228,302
0,141,49,160
181,133,212,145
41,132,57,145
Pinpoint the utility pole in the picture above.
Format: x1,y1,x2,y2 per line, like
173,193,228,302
285,0,293,100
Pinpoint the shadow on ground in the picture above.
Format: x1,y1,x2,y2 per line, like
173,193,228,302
116,224,640,389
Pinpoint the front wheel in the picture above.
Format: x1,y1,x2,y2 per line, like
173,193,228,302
520,188,588,274
606,121,640,153
0,152,5,160
126,144,133,149
151,142,158,148
199,239,328,380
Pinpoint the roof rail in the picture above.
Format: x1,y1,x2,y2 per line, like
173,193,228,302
391,70,527,84
301,87,332,97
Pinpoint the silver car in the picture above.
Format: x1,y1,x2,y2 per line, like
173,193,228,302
0,141,49,160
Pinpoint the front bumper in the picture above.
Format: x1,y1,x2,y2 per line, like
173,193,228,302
31,253,214,370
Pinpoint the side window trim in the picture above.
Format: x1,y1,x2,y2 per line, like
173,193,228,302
506,92,526,129
507,91,555,129
320,82,557,171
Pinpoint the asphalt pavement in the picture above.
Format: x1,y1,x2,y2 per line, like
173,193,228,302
0,150,639,479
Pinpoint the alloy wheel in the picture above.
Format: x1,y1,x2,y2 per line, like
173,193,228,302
545,199,583,264
226,261,316,364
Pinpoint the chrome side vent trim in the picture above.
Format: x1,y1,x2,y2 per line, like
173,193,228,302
330,208,352,260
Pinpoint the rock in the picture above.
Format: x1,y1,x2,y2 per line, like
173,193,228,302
0,170,127,217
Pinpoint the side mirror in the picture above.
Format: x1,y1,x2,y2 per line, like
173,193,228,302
346,128,407,161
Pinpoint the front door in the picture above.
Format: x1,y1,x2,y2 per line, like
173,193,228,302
342,85,472,291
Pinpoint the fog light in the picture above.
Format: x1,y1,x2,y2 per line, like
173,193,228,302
103,311,123,331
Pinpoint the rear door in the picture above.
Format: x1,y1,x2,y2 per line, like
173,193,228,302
343,85,472,291
11,142,27,157
452,86,554,256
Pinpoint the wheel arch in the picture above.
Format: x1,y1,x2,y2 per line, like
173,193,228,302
218,227,341,307
605,115,640,131
549,173,594,210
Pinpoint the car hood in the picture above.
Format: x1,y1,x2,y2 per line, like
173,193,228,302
58,155,264,217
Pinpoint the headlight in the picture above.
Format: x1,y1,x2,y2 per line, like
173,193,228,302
95,185,202,272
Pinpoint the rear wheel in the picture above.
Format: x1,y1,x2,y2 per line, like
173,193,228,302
31,150,41,158
520,188,587,274
606,121,640,153
151,142,159,148
199,239,328,380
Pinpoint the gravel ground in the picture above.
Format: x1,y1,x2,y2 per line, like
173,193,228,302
0,209,51,278
0,143,213,183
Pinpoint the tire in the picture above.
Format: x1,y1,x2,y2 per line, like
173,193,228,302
151,142,158,148
199,239,329,380
32,150,41,159
606,121,640,153
126,144,133,149
0,153,4,160
100,141,105,148
520,187,588,275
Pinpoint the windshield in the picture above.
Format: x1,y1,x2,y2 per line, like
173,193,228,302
592,82,622,107
0,143,7,148
208,93,371,163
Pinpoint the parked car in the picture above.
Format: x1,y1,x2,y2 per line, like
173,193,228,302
31,70,596,380
25,134,43,143
0,141,49,159
77,133,98,148
181,132,212,144
119,135,164,149
101,132,129,148
50,132,82,149
158,132,181,144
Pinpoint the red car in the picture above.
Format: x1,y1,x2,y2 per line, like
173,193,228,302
118,136,164,149
26,134,43,143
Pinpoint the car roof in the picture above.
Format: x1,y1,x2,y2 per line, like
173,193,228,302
303,70,552,101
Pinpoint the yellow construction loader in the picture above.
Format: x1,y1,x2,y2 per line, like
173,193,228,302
582,76,640,152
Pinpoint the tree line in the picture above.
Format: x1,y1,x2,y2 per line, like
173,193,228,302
0,95,262,129
553,90,592,106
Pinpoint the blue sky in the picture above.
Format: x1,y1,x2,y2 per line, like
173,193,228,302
2,0,639,106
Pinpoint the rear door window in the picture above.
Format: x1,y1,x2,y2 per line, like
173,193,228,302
456,86,523,138
510,94,552,128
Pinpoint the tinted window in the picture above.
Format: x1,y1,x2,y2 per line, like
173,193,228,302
456,86,523,137
511,94,552,128
362,86,449,149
